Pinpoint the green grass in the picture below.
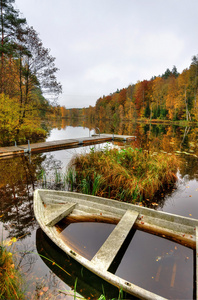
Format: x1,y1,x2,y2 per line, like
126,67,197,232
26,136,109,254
69,146,179,203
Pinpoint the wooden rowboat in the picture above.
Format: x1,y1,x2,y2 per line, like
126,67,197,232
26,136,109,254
33,189,198,300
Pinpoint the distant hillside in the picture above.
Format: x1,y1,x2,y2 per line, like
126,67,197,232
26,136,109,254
61,55,198,123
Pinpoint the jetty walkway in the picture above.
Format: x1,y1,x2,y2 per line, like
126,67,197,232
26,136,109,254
0,134,136,158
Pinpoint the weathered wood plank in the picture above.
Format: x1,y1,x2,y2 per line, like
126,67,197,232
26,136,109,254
0,135,136,158
44,203,76,226
91,209,139,271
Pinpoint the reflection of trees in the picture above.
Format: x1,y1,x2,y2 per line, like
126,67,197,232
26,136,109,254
99,122,198,182
55,120,198,182
16,243,37,276
0,155,37,238
179,155,198,181
0,153,63,238
134,124,198,181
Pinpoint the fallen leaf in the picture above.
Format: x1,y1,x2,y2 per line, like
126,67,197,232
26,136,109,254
189,195,192,197
189,214,192,216
42,287,48,292
7,241,13,246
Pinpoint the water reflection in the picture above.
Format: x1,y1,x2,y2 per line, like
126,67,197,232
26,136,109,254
114,230,194,299
0,121,198,299
58,222,116,260
0,153,63,238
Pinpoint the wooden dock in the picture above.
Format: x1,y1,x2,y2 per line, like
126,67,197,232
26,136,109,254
0,134,136,158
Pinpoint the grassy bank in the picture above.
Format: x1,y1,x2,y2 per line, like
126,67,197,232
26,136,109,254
0,238,24,300
69,146,179,202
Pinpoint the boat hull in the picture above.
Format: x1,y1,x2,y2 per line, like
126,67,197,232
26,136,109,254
34,189,198,300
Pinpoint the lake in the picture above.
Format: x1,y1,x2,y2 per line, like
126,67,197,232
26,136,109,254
0,121,198,299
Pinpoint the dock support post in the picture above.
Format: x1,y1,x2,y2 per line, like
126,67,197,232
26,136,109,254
28,140,31,153
15,141,17,147
95,127,100,137
24,140,31,154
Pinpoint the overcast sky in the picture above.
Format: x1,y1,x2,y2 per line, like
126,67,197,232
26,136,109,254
14,0,198,108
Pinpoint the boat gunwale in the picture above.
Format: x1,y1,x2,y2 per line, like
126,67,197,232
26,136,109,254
34,189,197,300
38,189,198,227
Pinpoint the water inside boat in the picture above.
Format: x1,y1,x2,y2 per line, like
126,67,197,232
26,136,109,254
57,220,195,299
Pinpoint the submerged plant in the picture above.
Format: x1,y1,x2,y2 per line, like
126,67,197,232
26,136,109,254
37,168,47,188
55,169,62,184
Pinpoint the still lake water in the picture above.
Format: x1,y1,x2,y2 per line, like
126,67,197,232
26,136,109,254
0,122,198,299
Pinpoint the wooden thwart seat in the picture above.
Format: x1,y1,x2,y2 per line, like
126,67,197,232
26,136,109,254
44,203,76,226
91,209,139,271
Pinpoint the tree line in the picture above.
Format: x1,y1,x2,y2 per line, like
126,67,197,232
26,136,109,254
0,0,62,145
63,57,198,123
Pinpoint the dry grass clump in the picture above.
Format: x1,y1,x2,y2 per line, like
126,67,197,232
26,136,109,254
0,238,25,300
70,146,179,202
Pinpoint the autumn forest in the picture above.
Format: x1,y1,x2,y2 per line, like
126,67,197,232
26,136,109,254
1,1,198,147
0,0,62,146
72,57,198,124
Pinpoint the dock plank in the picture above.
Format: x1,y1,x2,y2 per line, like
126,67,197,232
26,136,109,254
0,134,136,158
91,210,139,271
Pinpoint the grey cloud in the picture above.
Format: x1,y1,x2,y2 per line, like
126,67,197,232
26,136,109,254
15,0,198,108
